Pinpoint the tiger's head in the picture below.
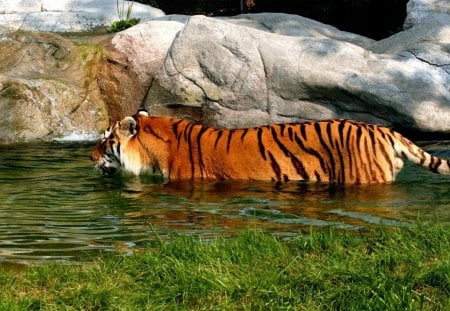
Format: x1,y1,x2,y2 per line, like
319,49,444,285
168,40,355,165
90,109,150,176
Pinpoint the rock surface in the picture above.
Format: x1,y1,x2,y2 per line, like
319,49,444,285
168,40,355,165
371,14,450,74
0,0,165,32
144,15,450,132
0,27,147,143
111,18,186,85
404,0,449,29
0,29,110,142
223,13,375,48
111,13,375,106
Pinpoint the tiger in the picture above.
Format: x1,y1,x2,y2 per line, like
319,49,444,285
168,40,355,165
90,109,450,184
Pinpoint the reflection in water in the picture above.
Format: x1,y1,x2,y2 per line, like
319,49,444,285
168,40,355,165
0,141,449,265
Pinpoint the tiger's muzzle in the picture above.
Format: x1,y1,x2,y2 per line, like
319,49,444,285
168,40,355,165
91,149,120,176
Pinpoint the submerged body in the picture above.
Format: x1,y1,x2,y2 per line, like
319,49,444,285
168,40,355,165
91,110,450,184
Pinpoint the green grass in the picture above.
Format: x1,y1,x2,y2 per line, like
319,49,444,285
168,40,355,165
1,223,449,310
107,18,140,33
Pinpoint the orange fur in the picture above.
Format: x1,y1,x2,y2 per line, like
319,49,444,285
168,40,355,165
91,111,450,184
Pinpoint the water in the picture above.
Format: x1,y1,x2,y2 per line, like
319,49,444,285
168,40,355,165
0,141,449,265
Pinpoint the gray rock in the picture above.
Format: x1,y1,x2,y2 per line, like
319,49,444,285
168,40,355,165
225,13,375,49
145,15,450,132
112,19,185,84
111,13,374,92
372,15,450,74
404,0,449,29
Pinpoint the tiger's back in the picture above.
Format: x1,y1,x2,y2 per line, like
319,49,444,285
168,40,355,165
169,119,402,183
91,111,450,184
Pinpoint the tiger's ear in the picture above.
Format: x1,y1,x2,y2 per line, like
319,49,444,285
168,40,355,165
136,108,149,116
118,116,137,137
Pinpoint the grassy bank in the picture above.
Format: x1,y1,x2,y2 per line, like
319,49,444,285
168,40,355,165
1,223,449,310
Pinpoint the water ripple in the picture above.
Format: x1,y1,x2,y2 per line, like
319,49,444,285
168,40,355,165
0,141,449,265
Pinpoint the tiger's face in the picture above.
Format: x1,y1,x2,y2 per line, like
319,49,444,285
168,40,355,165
90,114,141,175
90,123,122,175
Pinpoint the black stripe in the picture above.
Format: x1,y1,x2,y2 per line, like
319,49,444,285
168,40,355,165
172,119,184,136
326,122,336,150
184,123,192,142
337,121,346,149
214,130,223,148
268,151,282,181
364,135,375,181
385,131,396,147
197,126,209,178
300,124,307,140
271,127,289,157
377,135,394,178
144,125,165,141
314,171,321,182
171,120,184,149
345,124,355,181
366,128,386,181
175,123,184,149
329,121,345,183
227,130,235,153
352,126,366,183
430,157,441,173
333,121,346,183
314,123,336,181
371,156,385,182
290,155,308,180
279,124,286,137
288,127,294,141
294,133,327,176
367,126,377,158
257,128,267,161
355,125,366,179
356,126,363,148
271,126,308,179
186,124,196,178
240,129,249,142
360,129,372,182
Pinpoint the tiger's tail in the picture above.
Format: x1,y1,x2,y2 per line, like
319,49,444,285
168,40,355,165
393,132,450,175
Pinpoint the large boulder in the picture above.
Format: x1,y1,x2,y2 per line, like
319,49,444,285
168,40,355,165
112,13,374,86
143,14,450,133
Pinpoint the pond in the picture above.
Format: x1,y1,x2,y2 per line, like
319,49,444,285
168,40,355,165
0,141,449,266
